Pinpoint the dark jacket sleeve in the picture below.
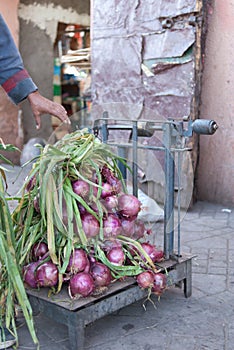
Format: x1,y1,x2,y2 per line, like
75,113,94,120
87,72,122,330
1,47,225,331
0,14,38,104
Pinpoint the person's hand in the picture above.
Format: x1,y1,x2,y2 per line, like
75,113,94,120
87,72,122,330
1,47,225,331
27,91,70,129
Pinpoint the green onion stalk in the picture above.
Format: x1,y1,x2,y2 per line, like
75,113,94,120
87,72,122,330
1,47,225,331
0,142,38,348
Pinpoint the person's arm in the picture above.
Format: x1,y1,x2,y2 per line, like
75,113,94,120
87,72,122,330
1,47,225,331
0,14,38,104
0,14,70,128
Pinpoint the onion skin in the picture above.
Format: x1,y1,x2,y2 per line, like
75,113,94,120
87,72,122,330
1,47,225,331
136,270,154,289
141,242,164,263
81,213,100,238
67,249,90,274
132,219,146,240
23,261,40,288
101,165,122,193
121,217,135,237
72,179,90,199
103,214,122,237
152,273,167,296
118,194,141,218
32,242,48,261
106,247,125,266
103,195,118,211
90,261,112,287
36,262,59,287
101,182,114,199
69,272,95,298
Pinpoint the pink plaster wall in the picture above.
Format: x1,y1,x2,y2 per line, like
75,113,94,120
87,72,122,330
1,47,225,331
0,0,22,164
197,0,234,206
0,0,19,46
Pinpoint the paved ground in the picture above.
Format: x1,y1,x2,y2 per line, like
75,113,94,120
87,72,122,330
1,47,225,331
4,165,234,350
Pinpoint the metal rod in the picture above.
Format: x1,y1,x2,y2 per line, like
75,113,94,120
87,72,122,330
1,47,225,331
117,146,127,181
132,121,138,197
177,151,181,257
163,123,175,259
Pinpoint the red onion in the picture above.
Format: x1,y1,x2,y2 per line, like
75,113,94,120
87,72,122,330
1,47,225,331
23,261,40,288
106,246,125,266
136,270,154,289
103,195,118,211
132,219,146,240
103,214,122,237
90,261,112,287
152,272,167,296
67,249,90,274
101,182,114,199
82,213,100,238
78,202,87,215
141,242,164,263
121,217,135,237
118,194,141,218
72,179,90,198
33,195,40,213
26,174,37,192
36,261,59,287
69,272,95,298
101,165,122,193
103,239,122,252
32,242,48,261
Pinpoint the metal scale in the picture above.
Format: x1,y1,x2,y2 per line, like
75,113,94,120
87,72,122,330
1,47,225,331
93,114,218,296
27,115,218,350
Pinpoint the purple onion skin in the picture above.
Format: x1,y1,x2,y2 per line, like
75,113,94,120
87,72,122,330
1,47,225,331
26,175,37,192
152,273,167,296
23,261,40,288
67,249,90,274
72,179,90,199
90,261,112,287
132,219,146,240
69,272,95,298
101,165,122,193
36,262,59,287
101,182,114,199
82,213,100,238
103,195,118,211
118,194,141,218
78,202,87,215
136,270,154,289
106,247,125,266
32,242,48,261
141,242,164,263
103,214,122,238
121,217,135,237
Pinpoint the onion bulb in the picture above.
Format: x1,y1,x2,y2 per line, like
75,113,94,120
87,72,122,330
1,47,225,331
67,249,90,274
90,261,112,287
106,246,125,266
72,179,90,198
69,272,95,298
152,272,167,296
82,213,100,238
36,261,59,287
23,261,40,288
103,214,122,237
136,270,154,289
141,242,164,263
118,194,141,218
32,242,48,261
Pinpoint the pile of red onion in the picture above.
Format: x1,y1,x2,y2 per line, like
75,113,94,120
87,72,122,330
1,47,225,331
23,164,166,299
